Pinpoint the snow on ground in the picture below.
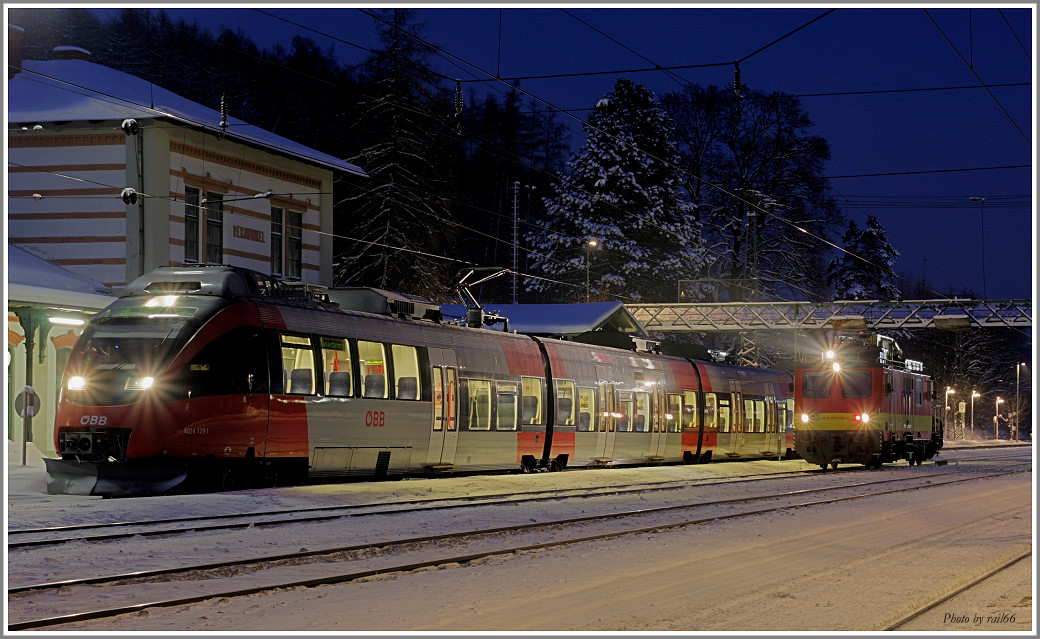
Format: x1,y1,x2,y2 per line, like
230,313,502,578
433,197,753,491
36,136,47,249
5,440,1034,633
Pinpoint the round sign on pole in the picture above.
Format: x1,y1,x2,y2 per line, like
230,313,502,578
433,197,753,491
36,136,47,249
15,388,41,419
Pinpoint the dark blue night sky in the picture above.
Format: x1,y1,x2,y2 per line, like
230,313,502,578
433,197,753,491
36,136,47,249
92,5,1036,300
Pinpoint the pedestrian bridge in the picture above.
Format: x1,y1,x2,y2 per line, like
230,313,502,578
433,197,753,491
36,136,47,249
625,299,1032,332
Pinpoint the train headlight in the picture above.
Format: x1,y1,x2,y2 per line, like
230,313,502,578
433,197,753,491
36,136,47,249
68,376,87,391
800,413,810,424
832,362,841,373
860,413,870,424
124,376,154,390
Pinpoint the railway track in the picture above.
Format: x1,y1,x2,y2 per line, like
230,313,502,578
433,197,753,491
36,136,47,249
885,550,1033,630
8,462,1030,631
11,448,1026,549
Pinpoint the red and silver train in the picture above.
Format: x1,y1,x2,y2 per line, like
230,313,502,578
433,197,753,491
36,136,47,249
794,334,943,469
47,265,796,496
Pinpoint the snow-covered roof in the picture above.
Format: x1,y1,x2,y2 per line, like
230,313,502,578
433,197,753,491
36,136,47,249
8,59,366,178
440,301,647,337
7,244,115,311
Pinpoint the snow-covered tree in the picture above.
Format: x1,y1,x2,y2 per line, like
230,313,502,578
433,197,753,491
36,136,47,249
828,214,901,300
333,9,453,297
527,78,703,302
662,85,840,302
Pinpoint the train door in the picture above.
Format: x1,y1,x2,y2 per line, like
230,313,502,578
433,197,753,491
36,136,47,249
649,384,666,457
427,348,458,466
594,374,618,460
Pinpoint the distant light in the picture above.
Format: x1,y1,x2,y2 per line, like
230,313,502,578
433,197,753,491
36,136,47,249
50,317,85,327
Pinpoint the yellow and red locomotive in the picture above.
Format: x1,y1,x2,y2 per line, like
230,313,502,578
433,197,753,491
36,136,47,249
795,334,942,469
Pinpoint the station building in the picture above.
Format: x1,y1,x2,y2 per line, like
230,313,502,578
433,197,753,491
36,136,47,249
6,24,367,453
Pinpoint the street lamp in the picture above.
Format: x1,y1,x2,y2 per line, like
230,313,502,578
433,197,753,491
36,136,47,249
970,390,981,440
995,397,1004,439
968,196,987,298
585,239,598,303
1015,363,1026,441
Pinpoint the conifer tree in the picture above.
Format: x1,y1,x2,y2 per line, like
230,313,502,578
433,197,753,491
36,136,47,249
333,9,453,297
828,214,901,300
527,78,702,302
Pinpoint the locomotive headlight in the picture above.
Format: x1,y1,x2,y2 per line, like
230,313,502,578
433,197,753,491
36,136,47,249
68,376,87,391
800,413,810,424
860,413,870,424
832,362,841,373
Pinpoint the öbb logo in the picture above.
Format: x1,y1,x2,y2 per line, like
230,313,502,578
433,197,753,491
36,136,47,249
80,415,108,426
365,411,385,428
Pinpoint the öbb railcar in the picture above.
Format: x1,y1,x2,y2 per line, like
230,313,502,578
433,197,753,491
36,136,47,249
48,265,796,496
794,336,942,469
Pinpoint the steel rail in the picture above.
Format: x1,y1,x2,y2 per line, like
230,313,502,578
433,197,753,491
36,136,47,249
8,465,1030,630
884,550,1032,630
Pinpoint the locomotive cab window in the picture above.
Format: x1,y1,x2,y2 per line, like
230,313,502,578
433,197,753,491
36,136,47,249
802,372,831,398
281,334,316,395
842,370,872,398
321,337,352,398
391,344,420,400
358,341,387,399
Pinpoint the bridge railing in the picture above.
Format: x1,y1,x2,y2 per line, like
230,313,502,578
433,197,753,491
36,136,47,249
625,299,1032,332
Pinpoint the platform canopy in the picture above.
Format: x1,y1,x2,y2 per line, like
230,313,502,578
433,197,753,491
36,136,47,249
7,244,115,311
440,301,648,338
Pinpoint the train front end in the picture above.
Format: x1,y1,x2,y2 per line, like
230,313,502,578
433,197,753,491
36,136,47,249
794,356,883,469
47,268,237,496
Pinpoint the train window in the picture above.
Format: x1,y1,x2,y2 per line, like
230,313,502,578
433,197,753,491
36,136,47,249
556,380,576,426
842,370,872,398
433,367,444,431
444,368,457,430
321,337,352,398
617,392,633,432
802,372,831,398
175,327,270,399
915,378,923,406
497,382,518,430
718,396,732,433
682,390,698,431
667,394,682,432
357,341,388,399
634,391,650,432
703,393,717,430
466,379,492,430
281,334,316,395
391,344,420,401
521,376,543,425
754,400,766,433
577,387,596,431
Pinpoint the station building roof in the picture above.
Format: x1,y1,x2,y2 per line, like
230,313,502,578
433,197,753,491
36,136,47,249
8,57,366,178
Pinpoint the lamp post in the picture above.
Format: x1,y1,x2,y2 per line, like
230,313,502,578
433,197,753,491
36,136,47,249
995,397,1004,439
968,196,987,298
970,390,981,440
585,239,597,303
1015,363,1025,441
